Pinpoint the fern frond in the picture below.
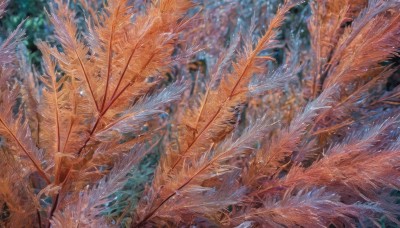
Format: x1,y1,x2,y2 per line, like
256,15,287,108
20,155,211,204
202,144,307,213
249,87,333,182
0,90,50,184
47,0,100,112
232,188,384,227
324,0,400,88
0,21,24,68
96,83,186,142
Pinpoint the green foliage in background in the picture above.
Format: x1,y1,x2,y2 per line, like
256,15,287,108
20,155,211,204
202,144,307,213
0,0,49,66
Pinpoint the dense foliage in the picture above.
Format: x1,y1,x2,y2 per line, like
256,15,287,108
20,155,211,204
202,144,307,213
0,0,399,227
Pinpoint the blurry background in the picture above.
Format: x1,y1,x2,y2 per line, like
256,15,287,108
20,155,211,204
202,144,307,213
0,0,48,66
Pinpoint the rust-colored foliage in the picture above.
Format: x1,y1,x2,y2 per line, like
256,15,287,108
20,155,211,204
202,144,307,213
0,0,399,227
